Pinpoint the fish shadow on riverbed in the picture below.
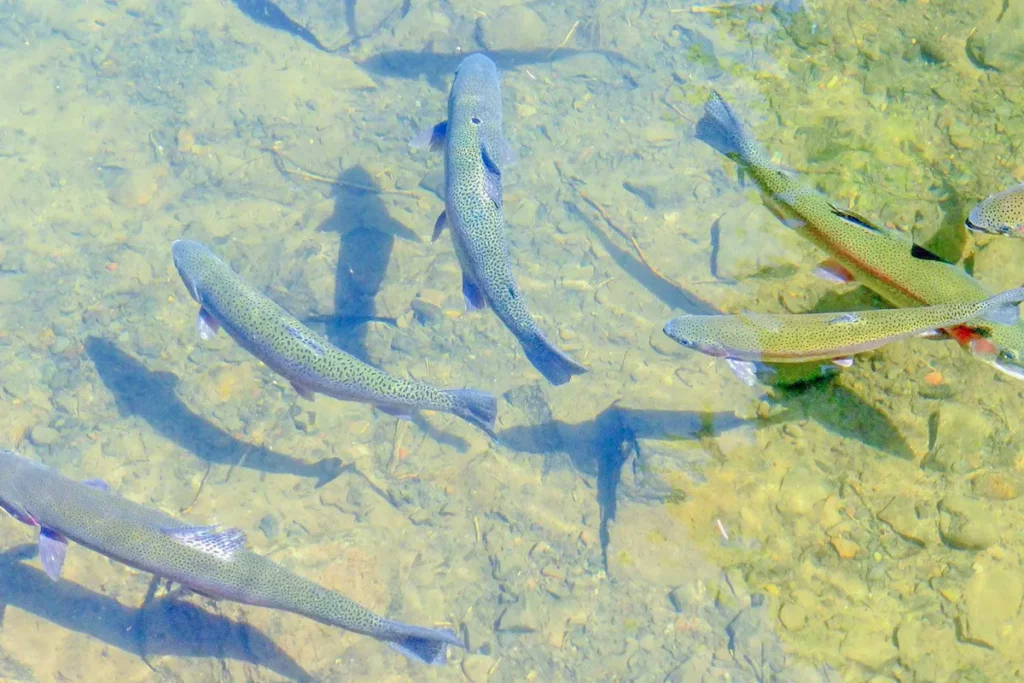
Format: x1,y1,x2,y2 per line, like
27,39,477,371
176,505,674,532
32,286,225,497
501,404,750,572
0,545,311,682
85,337,344,488
306,166,417,360
767,380,916,461
566,201,719,315
358,48,638,89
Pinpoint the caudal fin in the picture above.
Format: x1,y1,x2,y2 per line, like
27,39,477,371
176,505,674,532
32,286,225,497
446,389,498,438
522,333,587,386
694,90,755,160
382,621,465,665
979,285,1024,326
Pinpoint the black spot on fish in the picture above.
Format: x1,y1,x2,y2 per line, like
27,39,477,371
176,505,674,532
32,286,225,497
508,286,517,300
471,116,481,125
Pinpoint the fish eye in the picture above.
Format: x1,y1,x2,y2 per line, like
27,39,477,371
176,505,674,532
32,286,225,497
471,116,481,125
1001,349,1021,362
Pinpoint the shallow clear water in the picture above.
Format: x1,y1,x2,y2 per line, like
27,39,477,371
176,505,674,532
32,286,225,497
1,0,1024,680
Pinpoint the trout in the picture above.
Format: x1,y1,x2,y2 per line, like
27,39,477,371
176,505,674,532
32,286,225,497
421,54,587,386
695,90,1024,380
172,240,497,436
0,450,463,664
966,182,1024,236
664,286,1024,366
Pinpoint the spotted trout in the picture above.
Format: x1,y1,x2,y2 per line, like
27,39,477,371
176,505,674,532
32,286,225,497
966,182,1024,236
0,449,463,664
421,53,587,386
664,287,1024,370
171,240,497,436
695,90,1024,380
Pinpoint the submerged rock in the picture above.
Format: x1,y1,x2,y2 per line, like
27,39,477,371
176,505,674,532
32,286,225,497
960,564,1023,651
967,3,1024,72
712,204,804,282
938,495,999,550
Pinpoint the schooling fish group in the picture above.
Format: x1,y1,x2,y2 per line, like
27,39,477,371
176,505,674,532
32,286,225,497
3,51,1022,675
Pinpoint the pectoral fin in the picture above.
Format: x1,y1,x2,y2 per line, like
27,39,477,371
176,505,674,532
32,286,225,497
197,308,220,340
725,359,758,387
480,144,503,208
39,528,68,582
411,121,447,152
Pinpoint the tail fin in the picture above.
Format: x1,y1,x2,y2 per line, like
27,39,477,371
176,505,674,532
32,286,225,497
446,389,498,438
521,333,587,386
979,286,1024,326
383,621,465,665
694,90,754,160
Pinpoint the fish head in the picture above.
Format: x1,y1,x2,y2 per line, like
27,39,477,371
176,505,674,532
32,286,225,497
449,54,503,133
663,317,730,357
171,239,206,305
965,324,1024,381
966,183,1024,237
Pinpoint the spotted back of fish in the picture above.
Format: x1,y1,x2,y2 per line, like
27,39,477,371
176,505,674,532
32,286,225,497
0,449,462,663
171,240,456,411
967,182,1024,236
444,55,520,316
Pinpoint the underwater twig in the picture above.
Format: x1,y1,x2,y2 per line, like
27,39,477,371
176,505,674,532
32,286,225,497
388,419,407,477
267,147,419,197
180,461,212,514
548,20,580,59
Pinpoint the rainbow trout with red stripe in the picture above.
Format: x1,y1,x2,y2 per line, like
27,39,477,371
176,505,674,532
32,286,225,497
0,450,463,664
694,91,1024,380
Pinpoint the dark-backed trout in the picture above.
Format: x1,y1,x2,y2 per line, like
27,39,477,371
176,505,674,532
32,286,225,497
421,54,587,386
0,450,463,664
695,91,1024,380
967,182,1024,236
172,240,497,436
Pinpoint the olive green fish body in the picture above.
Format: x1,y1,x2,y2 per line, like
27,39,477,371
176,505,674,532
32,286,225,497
431,54,586,386
695,91,1024,379
665,287,1024,363
967,182,1024,236
172,240,496,435
0,450,463,664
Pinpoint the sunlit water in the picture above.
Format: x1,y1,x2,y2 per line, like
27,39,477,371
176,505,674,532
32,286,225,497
1,0,1023,680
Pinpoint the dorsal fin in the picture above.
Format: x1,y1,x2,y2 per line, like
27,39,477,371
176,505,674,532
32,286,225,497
163,525,247,561
910,243,952,264
830,205,885,233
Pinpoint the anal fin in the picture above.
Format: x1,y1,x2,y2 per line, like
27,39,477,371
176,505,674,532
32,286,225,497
291,380,315,400
377,404,414,420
